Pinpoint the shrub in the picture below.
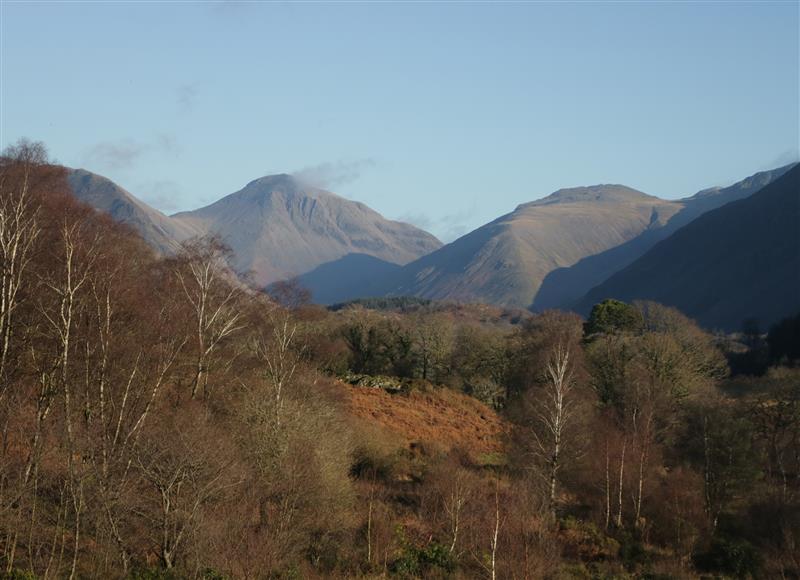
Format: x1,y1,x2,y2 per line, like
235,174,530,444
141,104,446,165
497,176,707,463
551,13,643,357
584,299,643,337
391,527,455,577
693,535,763,578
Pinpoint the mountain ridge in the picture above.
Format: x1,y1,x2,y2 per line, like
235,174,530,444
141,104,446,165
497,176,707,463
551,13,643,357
364,184,686,309
67,169,442,288
576,164,800,330
67,169,202,254
531,163,797,311
66,164,796,318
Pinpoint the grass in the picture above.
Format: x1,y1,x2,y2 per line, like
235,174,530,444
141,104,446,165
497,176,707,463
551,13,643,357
338,379,507,460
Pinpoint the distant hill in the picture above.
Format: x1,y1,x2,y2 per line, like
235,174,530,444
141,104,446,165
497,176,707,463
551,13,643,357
170,174,442,286
293,253,402,305
278,165,793,310
67,171,441,287
533,164,796,310
577,165,800,331
67,165,794,316
67,169,201,254
371,185,685,309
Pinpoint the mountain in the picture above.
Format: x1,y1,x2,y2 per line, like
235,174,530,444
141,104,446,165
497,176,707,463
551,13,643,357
368,185,686,309
294,254,402,305
67,169,201,254
533,164,796,310
67,171,441,288
68,165,793,313
170,174,442,286
577,165,800,330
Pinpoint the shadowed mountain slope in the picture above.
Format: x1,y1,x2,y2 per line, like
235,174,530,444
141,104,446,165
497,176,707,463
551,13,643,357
533,164,796,310
68,165,794,313
577,165,800,330
293,253,402,305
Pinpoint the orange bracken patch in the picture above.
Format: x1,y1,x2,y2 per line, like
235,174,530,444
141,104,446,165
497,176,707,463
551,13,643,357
338,381,507,457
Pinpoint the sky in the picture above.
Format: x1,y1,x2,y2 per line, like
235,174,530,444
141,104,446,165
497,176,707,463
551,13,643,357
1,1,798,242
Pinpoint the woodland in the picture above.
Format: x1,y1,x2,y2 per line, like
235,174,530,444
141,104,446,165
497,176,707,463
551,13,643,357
0,142,798,579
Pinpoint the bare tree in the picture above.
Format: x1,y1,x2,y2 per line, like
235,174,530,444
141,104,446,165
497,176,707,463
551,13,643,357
39,219,99,579
413,314,452,382
426,458,476,557
83,269,185,571
444,469,472,555
174,238,243,400
528,343,576,511
472,480,504,580
252,312,303,428
135,438,234,568
0,141,44,397
0,140,47,573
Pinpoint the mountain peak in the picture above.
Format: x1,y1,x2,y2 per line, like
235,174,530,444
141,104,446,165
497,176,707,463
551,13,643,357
235,173,343,203
66,168,202,254
167,173,441,286
246,173,303,193
253,172,295,185
518,184,656,210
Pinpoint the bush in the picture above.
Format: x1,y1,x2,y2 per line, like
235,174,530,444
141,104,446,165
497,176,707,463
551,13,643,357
391,527,455,577
560,517,620,562
693,535,763,578
464,376,506,409
2,570,38,580
127,567,181,580
584,299,643,337
617,530,651,571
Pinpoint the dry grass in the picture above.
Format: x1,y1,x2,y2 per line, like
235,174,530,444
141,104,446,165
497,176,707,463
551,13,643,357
338,381,507,458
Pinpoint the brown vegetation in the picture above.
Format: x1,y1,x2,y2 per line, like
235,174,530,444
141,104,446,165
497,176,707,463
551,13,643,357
0,139,798,579
341,381,506,458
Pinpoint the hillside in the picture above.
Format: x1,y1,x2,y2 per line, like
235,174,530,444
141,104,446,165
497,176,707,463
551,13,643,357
375,185,684,309
67,169,201,254
171,174,442,286
533,164,795,310
67,170,442,289
341,381,505,458
295,253,402,305
5,151,798,579
67,165,792,310
577,165,800,330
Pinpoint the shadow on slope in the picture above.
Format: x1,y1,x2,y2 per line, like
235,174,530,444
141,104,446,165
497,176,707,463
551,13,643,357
533,163,797,312
532,227,669,311
574,165,800,331
293,253,402,305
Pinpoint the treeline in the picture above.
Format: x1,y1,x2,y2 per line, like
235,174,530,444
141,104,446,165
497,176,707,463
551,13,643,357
328,296,434,313
0,141,798,578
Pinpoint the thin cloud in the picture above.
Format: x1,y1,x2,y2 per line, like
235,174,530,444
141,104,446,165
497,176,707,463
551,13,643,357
83,134,180,171
138,179,186,213
439,207,476,242
83,139,146,171
176,83,200,113
156,133,180,156
396,207,476,242
440,223,469,243
762,148,800,170
292,159,376,190
397,212,433,231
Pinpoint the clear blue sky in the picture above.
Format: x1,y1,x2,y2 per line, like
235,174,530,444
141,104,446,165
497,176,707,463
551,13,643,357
1,1,798,241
